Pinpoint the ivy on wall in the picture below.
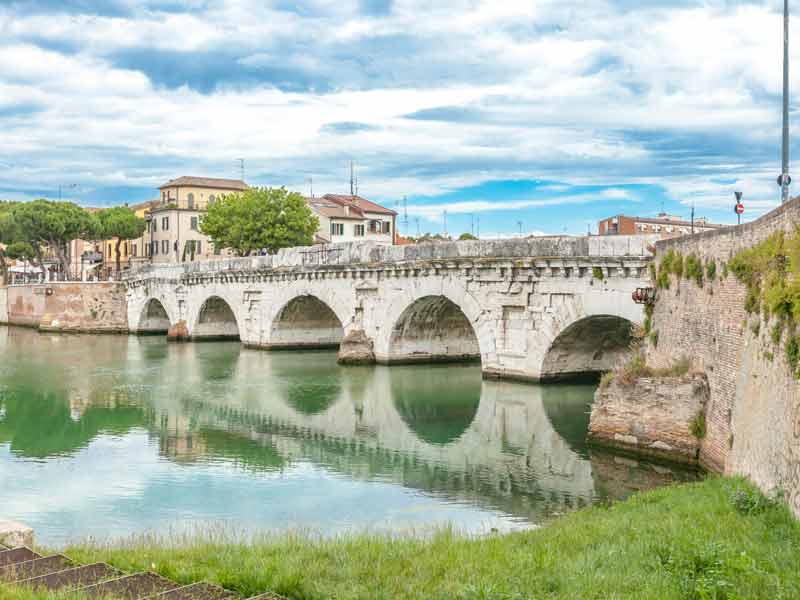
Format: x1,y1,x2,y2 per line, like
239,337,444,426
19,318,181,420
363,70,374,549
727,228,800,379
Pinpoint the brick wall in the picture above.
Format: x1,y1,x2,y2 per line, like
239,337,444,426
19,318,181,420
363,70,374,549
4,283,128,332
647,197,800,516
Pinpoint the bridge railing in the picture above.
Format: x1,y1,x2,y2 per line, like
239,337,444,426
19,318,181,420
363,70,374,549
122,235,657,281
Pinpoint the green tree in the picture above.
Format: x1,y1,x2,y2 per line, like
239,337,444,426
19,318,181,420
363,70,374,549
458,232,478,241
200,187,319,256
0,201,18,284
12,200,97,279
96,206,146,273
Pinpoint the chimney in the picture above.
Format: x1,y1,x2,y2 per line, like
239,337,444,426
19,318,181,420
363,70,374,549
344,205,350,216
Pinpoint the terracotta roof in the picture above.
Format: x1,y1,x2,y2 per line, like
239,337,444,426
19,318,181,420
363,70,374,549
306,197,366,220
128,199,158,211
159,176,248,191
322,194,397,216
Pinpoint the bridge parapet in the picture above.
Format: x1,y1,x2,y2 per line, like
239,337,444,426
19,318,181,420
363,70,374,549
124,235,656,283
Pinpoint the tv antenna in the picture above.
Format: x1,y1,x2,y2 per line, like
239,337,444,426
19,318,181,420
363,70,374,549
308,177,314,198
349,161,359,196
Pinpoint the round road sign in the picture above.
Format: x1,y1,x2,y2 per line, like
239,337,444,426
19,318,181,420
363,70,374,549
735,203,745,215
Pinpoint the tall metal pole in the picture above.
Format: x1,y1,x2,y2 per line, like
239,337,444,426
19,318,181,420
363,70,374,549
782,0,791,203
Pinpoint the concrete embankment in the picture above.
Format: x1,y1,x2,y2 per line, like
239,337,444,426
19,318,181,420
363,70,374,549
0,282,128,333
589,196,800,518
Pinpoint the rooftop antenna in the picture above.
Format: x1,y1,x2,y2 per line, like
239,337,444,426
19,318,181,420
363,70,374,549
403,196,409,233
780,0,791,203
349,161,355,196
415,217,420,237
691,201,695,235
517,220,523,237
476,215,480,238
443,210,448,237
308,177,314,198
236,158,245,182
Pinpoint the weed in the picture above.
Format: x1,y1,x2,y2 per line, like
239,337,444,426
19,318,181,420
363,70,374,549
592,266,604,281
689,410,706,439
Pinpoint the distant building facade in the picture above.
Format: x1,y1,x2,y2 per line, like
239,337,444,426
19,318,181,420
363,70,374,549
145,176,248,264
598,213,725,238
307,194,397,245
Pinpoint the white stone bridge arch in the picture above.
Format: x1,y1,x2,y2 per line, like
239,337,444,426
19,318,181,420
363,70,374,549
125,236,654,382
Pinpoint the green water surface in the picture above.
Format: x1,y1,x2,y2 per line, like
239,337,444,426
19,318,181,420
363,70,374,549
0,327,698,545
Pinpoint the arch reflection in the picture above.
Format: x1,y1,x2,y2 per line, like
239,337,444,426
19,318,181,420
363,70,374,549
390,365,481,445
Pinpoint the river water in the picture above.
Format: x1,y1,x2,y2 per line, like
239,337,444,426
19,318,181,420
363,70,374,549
0,327,698,545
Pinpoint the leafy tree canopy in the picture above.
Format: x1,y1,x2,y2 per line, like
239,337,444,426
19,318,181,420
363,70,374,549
458,232,478,241
200,187,319,256
96,206,146,272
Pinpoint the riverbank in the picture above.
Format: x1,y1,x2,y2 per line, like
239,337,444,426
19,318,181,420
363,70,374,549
9,477,798,600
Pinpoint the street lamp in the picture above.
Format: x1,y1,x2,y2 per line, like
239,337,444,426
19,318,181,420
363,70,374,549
780,0,791,203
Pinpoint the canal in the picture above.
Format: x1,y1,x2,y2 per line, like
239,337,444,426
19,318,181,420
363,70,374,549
0,327,698,546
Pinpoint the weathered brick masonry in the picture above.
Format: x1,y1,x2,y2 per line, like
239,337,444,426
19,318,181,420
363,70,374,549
1,283,128,332
647,197,800,516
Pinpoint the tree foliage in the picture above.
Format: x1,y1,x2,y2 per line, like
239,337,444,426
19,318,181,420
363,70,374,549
96,206,146,273
12,199,98,277
200,187,319,256
458,232,478,241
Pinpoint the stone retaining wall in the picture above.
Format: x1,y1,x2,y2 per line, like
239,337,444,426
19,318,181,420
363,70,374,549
0,287,7,324
646,196,800,516
3,283,128,332
589,374,709,465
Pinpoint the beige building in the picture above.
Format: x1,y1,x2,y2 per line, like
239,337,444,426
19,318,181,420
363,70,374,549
143,176,248,264
308,194,397,244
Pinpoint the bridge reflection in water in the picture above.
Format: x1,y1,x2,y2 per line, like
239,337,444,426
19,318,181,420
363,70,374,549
0,327,699,542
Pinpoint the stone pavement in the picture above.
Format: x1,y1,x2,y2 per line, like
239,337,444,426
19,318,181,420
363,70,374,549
0,540,284,599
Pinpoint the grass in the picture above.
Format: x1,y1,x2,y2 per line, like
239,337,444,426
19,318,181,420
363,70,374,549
617,352,692,386
6,478,799,600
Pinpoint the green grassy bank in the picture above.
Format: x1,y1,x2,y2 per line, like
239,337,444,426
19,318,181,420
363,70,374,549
6,477,800,600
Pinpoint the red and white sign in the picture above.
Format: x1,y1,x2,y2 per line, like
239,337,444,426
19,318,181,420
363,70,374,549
735,203,745,215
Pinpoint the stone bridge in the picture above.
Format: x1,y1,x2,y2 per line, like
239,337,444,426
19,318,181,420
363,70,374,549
124,236,655,382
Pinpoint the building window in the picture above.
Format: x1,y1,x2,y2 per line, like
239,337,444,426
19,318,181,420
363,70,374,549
190,216,198,231
354,224,365,237
208,194,216,206
195,240,201,255
162,240,169,254
152,241,158,256
152,219,157,233
187,193,195,210
161,191,166,203
331,222,344,236
382,221,391,234
369,220,381,233
162,216,169,231
132,244,137,257
124,241,129,254
108,243,112,258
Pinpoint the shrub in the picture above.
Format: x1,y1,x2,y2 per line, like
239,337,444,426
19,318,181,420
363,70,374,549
689,409,706,439
684,254,703,287
729,485,779,516
787,336,800,376
771,322,783,345
592,266,604,281
648,262,657,281
599,371,615,391
649,330,659,348
705,260,716,281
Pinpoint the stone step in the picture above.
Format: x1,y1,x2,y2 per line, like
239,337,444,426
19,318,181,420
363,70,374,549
0,547,40,568
148,582,240,600
16,562,121,592
0,554,73,583
80,572,181,599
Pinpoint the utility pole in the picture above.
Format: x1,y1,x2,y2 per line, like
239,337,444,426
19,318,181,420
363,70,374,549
415,217,420,237
476,215,480,238
402,196,408,233
781,0,792,203
517,220,523,237
691,202,695,235
236,158,245,182
469,213,474,236
349,161,355,196
443,210,448,237
58,183,78,201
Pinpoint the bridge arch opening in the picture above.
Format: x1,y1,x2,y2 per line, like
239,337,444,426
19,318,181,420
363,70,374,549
386,295,481,364
540,315,634,382
269,295,344,350
138,299,171,334
193,296,240,341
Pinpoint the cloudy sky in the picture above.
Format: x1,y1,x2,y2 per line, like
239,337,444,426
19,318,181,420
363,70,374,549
0,0,795,236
